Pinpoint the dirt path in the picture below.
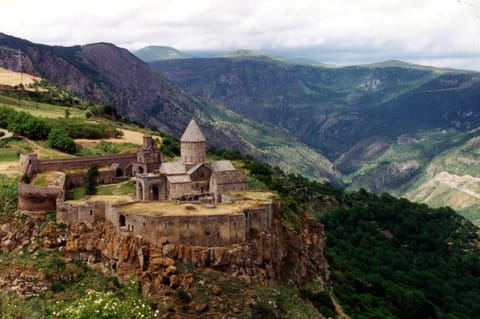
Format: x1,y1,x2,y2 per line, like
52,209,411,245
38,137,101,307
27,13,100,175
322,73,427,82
0,128,13,140
75,128,162,147
0,161,19,176
19,136,73,159
434,171,480,199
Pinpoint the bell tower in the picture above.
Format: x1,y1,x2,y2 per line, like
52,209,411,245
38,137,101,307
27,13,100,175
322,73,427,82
180,119,206,169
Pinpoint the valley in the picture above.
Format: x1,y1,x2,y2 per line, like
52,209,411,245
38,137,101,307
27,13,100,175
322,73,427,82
147,52,480,225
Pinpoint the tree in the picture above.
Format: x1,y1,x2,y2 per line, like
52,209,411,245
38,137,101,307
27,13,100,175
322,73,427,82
47,127,76,154
7,111,50,139
85,164,99,195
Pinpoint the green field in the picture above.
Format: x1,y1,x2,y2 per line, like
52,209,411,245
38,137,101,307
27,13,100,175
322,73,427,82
0,95,85,119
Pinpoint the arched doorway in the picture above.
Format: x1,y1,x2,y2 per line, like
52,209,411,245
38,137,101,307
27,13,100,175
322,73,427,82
138,166,144,174
151,185,159,201
116,168,123,177
119,214,126,227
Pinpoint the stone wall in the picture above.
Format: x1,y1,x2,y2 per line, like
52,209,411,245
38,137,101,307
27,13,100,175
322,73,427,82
210,170,248,202
245,203,274,237
21,153,137,175
18,183,63,211
168,182,193,200
108,204,252,246
60,199,273,247
65,170,116,189
57,200,106,226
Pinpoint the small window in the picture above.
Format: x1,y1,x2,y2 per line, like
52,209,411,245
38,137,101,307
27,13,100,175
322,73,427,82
90,210,93,216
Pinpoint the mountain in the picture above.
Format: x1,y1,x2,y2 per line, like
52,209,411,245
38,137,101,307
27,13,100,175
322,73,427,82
133,45,191,62
149,55,480,220
0,33,339,183
150,56,480,159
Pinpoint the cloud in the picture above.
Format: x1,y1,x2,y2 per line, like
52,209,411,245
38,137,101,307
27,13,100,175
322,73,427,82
1,0,479,70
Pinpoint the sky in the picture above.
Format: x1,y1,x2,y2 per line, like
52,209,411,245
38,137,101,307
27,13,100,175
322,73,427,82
1,0,480,70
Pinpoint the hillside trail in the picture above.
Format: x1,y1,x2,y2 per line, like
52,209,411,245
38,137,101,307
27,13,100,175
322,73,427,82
434,171,480,199
18,136,72,159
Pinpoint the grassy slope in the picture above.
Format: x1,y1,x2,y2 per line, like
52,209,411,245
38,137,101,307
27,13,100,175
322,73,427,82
0,94,85,118
339,128,480,226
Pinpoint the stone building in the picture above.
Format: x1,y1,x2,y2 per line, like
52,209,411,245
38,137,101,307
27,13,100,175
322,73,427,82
135,119,248,203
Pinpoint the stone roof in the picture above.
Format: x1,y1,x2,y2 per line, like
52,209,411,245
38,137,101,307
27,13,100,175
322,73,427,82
159,162,186,175
187,162,211,175
180,119,206,143
211,160,235,172
167,175,191,184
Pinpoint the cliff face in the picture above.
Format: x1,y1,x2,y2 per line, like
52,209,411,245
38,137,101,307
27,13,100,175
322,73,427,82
0,214,68,297
65,207,329,293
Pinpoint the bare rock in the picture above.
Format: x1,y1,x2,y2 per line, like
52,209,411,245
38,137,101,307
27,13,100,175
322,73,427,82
195,303,208,313
163,244,177,258
165,265,177,275
211,284,221,296
169,274,179,288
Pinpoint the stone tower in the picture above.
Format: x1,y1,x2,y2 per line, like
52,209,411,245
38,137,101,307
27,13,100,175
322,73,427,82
133,134,162,174
180,119,206,168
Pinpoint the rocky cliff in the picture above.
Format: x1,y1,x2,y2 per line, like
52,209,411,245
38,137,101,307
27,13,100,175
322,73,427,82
0,206,330,316
65,207,329,292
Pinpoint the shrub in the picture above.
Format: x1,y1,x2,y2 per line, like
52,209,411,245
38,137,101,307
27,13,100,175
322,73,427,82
48,127,76,154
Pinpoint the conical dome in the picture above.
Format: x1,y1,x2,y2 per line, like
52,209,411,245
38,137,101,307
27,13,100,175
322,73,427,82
180,119,206,142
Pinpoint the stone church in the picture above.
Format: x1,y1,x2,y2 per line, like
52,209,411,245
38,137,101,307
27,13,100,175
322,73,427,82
135,119,248,203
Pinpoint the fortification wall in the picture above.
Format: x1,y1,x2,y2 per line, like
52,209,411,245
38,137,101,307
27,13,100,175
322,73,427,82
245,204,274,236
32,154,136,174
60,199,274,246
57,200,106,226
109,207,247,246
18,183,63,211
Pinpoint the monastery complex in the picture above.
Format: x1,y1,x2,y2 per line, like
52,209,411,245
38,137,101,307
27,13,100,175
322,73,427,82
17,120,275,246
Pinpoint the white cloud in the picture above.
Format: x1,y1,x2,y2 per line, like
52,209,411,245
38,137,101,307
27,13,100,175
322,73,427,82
1,0,479,70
